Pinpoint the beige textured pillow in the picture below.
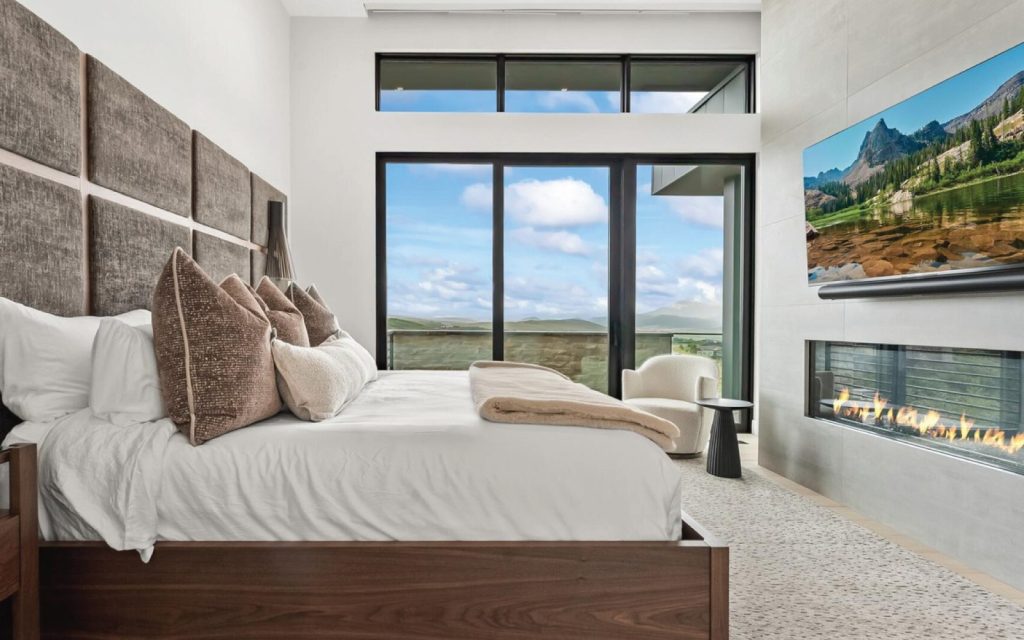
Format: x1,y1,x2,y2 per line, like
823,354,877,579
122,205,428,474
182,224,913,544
287,283,340,346
335,333,379,381
255,277,309,346
272,336,374,421
152,248,281,445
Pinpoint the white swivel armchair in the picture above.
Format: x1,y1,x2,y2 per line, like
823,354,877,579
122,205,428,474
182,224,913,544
622,355,719,456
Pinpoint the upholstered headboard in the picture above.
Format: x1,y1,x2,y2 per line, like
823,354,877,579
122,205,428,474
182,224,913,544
0,0,288,433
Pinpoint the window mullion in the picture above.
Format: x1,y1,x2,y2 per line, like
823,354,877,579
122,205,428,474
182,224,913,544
496,55,505,113
492,161,505,360
621,55,631,113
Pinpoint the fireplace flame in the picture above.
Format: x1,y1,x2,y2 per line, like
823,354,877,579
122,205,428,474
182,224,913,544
832,387,1024,456
833,388,850,414
873,392,887,420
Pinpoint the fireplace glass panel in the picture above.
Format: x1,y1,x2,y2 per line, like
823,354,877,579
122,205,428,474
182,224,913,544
808,340,1023,474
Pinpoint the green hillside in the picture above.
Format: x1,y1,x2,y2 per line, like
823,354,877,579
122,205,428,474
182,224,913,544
387,316,607,332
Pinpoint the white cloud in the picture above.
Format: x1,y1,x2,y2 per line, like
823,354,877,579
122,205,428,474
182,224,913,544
634,248,724,313
668,196,724,228
505,178,607,227
460,182,493,210
682,277,721,304
504,276,608,320
510,227,592,256
637,264,667,282
388,261,491,320
536,91,600,113
630,91,706,114
678,248,725,278
416,266,474,300
461,178,608,227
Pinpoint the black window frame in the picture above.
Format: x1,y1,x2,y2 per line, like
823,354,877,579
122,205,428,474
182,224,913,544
375,53,756,114
376,152,757,430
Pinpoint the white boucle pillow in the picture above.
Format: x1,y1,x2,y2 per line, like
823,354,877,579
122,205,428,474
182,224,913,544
272,336,374,421
333,333,379,382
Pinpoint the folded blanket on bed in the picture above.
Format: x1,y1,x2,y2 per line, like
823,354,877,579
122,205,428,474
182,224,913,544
469,361,680,451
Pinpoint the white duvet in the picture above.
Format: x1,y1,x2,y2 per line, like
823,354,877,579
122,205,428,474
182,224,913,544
2,371,682,560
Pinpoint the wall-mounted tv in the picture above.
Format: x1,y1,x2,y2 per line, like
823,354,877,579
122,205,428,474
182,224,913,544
804,42,1024,285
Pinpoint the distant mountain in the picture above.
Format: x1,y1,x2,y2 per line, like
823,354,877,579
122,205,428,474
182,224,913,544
635,300,722,333
391,301,722,335
506,318,605,331
805,71,1024,190
807,119,951,187
857,118,923,167
910,119,947,144
804,167,844,188
387,316,489,331
387,316,609,332
943,70,1024,132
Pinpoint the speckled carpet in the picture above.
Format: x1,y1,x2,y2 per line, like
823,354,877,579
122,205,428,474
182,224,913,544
673,455,1024,640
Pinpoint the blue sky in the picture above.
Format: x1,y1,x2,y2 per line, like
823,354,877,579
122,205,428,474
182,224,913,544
803,41,1024,177
386,163,724,324
380,89,710,114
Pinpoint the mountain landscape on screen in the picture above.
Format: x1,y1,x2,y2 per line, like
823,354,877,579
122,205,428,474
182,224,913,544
803,43,1024,283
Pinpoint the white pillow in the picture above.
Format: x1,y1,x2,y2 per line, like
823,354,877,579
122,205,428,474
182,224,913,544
89,318,166,426
330,334,379,382
0,298,150,422
272,337,374,421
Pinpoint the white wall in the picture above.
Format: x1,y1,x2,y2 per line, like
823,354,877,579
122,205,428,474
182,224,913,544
758,0,1024,589
289,12,761,349
17,0,292,192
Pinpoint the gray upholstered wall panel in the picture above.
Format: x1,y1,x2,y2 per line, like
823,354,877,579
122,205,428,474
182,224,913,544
0,164,83,316
194,231,250,285
250,173,286,246
87,56,191,217
89,196,190,315
0,0,80,175
194,132,250,239
251,250,267,286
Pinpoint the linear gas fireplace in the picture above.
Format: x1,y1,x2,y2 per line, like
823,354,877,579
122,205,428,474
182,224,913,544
807,341,1024,474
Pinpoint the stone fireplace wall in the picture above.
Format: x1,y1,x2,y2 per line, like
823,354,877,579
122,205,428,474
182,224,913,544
758,0,1024,590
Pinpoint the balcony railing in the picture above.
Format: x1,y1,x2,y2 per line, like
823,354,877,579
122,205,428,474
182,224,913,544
386,329,723,392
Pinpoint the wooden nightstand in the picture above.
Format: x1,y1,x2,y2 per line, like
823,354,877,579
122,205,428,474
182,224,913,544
0,444,38,640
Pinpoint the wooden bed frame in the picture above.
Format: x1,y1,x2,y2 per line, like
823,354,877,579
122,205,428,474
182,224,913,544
1,444,727,639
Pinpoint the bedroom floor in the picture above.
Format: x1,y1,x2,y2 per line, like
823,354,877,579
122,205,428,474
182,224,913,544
675,436,1024,640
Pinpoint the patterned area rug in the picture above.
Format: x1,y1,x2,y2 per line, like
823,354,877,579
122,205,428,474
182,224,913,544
674,456,1024,639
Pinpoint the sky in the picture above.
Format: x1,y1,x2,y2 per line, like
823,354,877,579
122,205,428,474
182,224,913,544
803,41,1024,177
380,89,709,114
386,163,724,325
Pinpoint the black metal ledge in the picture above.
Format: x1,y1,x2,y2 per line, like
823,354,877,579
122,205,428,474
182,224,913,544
817,264,1024,299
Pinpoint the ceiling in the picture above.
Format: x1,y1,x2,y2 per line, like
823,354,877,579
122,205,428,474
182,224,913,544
281,0,761,18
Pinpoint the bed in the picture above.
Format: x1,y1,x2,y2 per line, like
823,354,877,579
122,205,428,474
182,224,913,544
1,370,726,639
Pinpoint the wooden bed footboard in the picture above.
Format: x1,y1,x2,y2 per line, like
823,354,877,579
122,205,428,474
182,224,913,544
1,444,39,640
39,513,728,639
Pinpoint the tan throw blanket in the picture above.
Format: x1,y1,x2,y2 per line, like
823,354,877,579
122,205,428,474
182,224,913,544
469,361,680,451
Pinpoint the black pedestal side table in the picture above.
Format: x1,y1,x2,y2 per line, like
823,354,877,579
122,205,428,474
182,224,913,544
697,398,753,478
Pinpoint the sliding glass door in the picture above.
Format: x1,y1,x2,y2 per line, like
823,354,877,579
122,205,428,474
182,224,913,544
383,162,493,370
377,154,754,422
632,163,747,395
503,165,611,392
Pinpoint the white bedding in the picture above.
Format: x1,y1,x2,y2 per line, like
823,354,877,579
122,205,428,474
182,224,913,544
2,371,682,559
